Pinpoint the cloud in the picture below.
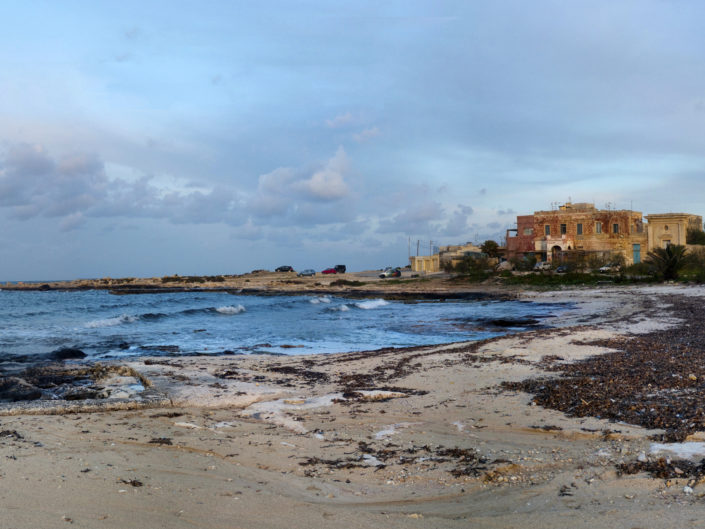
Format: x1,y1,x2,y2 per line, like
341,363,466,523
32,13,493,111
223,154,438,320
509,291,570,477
60,212,86,232
497,208,517,216
248,147,353,227
353,127,380,142
442,205,474,237
377,202,445,235
325,112,354,128
0,143,248,228
296,146,350,200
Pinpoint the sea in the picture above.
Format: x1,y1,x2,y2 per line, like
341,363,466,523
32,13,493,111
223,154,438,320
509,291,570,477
0,290,569,365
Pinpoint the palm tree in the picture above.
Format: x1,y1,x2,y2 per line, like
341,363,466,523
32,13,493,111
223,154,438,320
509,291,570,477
645,244,690,280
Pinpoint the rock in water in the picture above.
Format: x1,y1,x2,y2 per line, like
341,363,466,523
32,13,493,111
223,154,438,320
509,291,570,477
50,347,87,360
0,377,42,401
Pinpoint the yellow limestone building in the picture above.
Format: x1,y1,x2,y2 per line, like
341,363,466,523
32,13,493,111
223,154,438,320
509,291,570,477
645,213,703,251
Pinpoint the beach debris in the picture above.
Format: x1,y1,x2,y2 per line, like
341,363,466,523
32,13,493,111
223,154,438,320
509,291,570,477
617,456,705,481
0,429,23,440
299,441,489,478
118,478,143,487
504,296,705,442
148,437,173,445
267,365,329,385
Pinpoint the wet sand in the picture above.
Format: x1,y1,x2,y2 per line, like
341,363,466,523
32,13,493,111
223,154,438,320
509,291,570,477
2,285,705,528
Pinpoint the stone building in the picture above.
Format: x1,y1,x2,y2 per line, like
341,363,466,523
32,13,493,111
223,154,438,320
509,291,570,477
409,242,484,273
533,202,647,264
645,213,703,251
408,254,440,273
506,215,536,260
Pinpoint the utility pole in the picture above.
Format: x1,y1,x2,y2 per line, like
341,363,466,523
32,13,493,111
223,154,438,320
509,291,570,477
416,240,420,257
429,240,433,256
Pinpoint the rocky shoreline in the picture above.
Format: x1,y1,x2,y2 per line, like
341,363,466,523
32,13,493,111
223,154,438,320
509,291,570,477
0,270,520,300
1,284,704,528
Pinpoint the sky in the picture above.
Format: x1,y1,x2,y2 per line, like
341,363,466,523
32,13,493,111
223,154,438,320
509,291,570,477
2,0,705,280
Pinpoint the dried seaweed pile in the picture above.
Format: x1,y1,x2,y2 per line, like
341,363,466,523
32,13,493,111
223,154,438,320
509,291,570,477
299,440,488,478
618,457,705,481
506,295,705,442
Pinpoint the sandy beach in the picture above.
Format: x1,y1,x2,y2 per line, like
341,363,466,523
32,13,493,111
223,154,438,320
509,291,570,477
2,284,705,528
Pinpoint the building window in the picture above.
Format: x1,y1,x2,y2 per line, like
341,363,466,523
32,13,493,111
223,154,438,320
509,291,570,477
545,225,550,236
523,228,533,236
560,223,567,235
613,223,619,234
577,223,583,235
596,222,602,234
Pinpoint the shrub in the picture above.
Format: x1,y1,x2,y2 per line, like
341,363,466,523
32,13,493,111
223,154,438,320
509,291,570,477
687,228,705,245
645,244,690,281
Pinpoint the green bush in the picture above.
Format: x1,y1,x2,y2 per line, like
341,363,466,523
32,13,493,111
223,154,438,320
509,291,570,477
687,228,705,245
645,245,690,281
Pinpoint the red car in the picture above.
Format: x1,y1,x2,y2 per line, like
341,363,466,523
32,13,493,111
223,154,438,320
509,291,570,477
321,268,337,274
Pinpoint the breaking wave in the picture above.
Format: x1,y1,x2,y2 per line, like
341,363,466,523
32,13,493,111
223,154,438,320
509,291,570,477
215,305,246,315
309,296,332,304
85,314,139,328
355,299,389,310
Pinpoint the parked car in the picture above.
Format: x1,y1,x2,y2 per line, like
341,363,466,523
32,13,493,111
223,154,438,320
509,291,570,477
275,265,294,272
533,261,552,271
555,265,569,274
334,264,346,273
321,268,337,274
379,267,401,278
599,263,621,273
297,269,316,277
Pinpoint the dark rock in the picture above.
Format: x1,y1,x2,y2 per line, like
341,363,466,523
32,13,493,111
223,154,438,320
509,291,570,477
480,317,541,327
0,377,42,401
50,347,87,360
38,284,51,291
61,387,102,400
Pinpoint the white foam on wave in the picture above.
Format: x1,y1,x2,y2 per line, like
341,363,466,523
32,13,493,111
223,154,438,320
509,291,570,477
309,296,331,304
355,299,389,310
85,314,138,328
216,305,246,315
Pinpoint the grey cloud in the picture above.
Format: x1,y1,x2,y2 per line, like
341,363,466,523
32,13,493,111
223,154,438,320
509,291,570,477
59,212,86,232
441,204,474,237
0,145,247,228
377,202,445,235
497,209,517,216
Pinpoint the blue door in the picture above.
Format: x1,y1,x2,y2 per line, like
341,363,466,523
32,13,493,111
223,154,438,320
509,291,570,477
633,244,641,264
